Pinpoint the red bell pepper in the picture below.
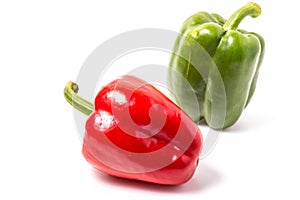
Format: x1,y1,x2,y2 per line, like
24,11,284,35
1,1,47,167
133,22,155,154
64,75,203,185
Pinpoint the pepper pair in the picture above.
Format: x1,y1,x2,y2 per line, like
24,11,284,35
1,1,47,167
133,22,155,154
64,2,264,185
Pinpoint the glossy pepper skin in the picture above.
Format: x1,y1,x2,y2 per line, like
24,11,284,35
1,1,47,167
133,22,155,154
168,2,265,129
64,75,202,185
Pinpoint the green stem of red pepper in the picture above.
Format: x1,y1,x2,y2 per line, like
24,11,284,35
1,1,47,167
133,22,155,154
64,82,93,116
223,2,261,31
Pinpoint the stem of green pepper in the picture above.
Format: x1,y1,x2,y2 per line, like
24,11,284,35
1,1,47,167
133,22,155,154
64,82,94,116
223,2,261,31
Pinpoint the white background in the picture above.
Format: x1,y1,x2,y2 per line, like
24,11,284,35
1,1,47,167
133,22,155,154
1,0,299,199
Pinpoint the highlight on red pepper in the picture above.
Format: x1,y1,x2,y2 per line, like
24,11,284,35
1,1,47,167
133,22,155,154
64,75,203,185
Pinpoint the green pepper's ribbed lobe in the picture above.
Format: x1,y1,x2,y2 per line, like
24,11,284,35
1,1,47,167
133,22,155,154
64,82,94,116
223,2,261,31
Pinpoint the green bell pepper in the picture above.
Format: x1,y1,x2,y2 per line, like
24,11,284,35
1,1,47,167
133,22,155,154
168,2,265,129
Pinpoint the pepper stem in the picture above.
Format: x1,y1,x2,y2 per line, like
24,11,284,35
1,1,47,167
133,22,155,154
223,2,261,31
64,82,94,116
